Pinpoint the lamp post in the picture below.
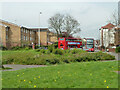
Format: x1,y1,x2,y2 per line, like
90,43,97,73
38,12,42,47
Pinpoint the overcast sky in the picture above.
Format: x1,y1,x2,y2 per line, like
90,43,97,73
0,1,118,39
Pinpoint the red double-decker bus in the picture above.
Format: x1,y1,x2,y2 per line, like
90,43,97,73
58,37,82,50
84,38,94,52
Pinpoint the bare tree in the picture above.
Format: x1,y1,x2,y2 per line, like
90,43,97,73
48,13,64,38
64,14,81,37
107,10,119,25
48,13,81,38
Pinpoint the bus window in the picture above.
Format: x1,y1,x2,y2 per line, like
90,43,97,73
60,43,63,46
59,38,64,40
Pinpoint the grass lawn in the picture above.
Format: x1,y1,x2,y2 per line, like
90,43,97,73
2,60,119,88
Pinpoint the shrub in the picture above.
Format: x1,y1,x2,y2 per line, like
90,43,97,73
35,45,39,49
48,45,54,52
101,46,105,49
11,46,23,50
2,50,115,65
0,46,8,50
64,49,71,53
40,49,45,53
53,42,58,49
35,49,41,52
115,47,120,53
45,50,50,54
25,47,30,50
60,56,70,63
70,49,86,54
52,49,64,55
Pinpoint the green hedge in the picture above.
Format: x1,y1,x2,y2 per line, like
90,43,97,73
115,47,120,53
2,50,115,65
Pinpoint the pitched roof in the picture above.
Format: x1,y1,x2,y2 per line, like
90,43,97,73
0,23,8,27
101,23,115,30
0,19,19,27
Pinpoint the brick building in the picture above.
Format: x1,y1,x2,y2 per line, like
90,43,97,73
114,25,120,47
0,19,57,49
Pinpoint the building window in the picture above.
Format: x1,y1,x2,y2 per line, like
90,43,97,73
6,27,9,40
21,28,23,32
24,36,25,40
26,36,27,40
30,37,32,41
6,28,8,32
24,29,25,33
6,35,8,40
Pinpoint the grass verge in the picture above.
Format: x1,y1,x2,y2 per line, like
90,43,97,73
2,61,118,88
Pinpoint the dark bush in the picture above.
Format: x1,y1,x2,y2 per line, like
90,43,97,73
101,46,105,49
35,45,39,49
0,46,8,50
11,46,23,50
115,47,120,53
53,42,58,49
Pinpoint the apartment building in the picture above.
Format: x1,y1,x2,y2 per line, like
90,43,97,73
99,23,115,48
0,19,57,49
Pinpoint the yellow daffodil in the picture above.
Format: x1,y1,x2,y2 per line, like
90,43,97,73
104,80,106,83
24,80,26,82
38,76,40,78
17,75,19,77
54,80,56,82
29,81,31,83
23,73,24,75
112,67,114,68
107,85,109,88
34,78,36,80
34,85,36,88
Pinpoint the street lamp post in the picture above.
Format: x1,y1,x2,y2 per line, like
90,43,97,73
38,12,42,47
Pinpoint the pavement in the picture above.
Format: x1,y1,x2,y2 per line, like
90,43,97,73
2,64,46,71
114,71,120,74
106,52,120,60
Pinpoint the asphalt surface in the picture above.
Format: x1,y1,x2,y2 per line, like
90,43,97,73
2,64,46,71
